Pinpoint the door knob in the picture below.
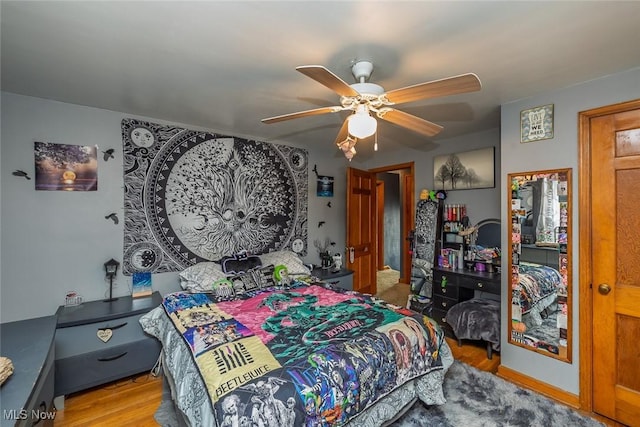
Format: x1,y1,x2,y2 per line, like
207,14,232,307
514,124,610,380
598,283,611,295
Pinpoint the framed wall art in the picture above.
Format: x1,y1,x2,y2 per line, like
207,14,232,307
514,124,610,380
521,104,554,143
433,147,495,191
34,142,98,191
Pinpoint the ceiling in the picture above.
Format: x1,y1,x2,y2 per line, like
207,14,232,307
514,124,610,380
2,1,640,161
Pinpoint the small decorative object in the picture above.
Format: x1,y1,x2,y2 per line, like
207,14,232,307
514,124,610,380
105,213,119,224
102,148,115,161
521,104,554,143
332,253,343,270
34,142,98,191
104,258,120,302
420,189,437,201
132,271,153,298
273,265,290,286
0,357,14,386
433,147,495,190
12,169,31,180
314,237,334,269
65,290,83,306
97,328,113,343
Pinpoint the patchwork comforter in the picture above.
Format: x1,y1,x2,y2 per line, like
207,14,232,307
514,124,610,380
143,282,449,427
513,262,562,324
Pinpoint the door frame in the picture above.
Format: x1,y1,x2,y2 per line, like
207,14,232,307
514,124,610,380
376,180,385,269
578,98,640,412
368,162,415,283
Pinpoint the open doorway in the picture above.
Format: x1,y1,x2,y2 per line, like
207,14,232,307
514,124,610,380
369,162,415,297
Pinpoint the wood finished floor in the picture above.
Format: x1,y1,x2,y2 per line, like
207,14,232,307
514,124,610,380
52,338,497,426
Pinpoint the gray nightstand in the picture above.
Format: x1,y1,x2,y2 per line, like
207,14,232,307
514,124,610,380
53,292,162,403
312,267,354,291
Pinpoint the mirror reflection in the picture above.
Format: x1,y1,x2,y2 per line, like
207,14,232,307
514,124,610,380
508,168,571,362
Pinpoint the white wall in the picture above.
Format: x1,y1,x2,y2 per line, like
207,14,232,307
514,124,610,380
499,67,640,394
0,92,349,322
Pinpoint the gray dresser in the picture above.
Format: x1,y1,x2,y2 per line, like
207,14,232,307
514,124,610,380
54,292,162,399
0,316,57,427
432,267,501,337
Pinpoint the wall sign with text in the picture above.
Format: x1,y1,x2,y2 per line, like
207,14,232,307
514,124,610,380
520,104,554,143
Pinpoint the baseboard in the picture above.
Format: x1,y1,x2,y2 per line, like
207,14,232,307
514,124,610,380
496,365,580,409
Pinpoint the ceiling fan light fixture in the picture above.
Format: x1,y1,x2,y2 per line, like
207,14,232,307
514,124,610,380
347,105,377,139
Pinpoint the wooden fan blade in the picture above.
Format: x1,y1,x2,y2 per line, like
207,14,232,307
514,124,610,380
262,106,343,124
384,73,481,105
296,65,360,97
378,108,443,137
333,118,350,146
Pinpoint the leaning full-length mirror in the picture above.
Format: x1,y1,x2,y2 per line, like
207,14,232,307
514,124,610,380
508,168,572,362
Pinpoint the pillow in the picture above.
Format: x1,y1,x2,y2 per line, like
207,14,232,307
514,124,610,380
258,250,311,276
179,262,227,292
228,265,277,295
219,251,262,275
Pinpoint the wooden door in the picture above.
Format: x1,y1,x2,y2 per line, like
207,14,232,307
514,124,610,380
590,105,640,424
346,167,377,294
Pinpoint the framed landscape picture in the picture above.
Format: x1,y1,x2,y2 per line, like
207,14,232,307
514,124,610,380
34,142,98,191
433,147,495,190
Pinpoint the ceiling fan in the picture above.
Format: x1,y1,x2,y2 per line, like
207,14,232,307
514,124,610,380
262,60,482,160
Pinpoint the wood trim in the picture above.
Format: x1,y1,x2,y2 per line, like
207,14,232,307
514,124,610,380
369,162,415,283
578,99,640,414
402,173,415,283
368,162,414,174
497,365,580,409
376,181,385,270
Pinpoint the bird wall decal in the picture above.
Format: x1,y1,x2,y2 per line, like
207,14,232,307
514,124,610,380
102,148,115,161
12,170,31,180
105,213,119,224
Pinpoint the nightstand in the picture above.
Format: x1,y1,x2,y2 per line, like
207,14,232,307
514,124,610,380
312,267,354,291
54,292,162,402
0,316,56,427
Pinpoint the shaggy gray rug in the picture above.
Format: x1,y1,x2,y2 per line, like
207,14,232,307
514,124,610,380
391,361,603,427
155,361,604,426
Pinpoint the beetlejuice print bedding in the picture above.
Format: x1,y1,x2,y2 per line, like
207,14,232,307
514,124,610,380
140,283,452,427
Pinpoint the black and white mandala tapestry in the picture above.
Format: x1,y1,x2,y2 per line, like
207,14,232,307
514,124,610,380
121,119,308,275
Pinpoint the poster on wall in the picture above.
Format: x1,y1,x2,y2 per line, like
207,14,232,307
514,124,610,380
121,119,309,275
34,142,98,191
316,175,334,197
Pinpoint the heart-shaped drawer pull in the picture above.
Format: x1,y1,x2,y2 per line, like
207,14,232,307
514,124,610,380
97,329,113,343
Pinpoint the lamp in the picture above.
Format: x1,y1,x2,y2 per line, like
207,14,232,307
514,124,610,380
104,258,120,302
347,104,377,139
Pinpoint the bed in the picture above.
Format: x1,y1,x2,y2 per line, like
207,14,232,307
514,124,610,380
512,261,563,327
140,252,453,427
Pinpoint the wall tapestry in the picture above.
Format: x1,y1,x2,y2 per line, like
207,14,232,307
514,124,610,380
121,119,308,275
